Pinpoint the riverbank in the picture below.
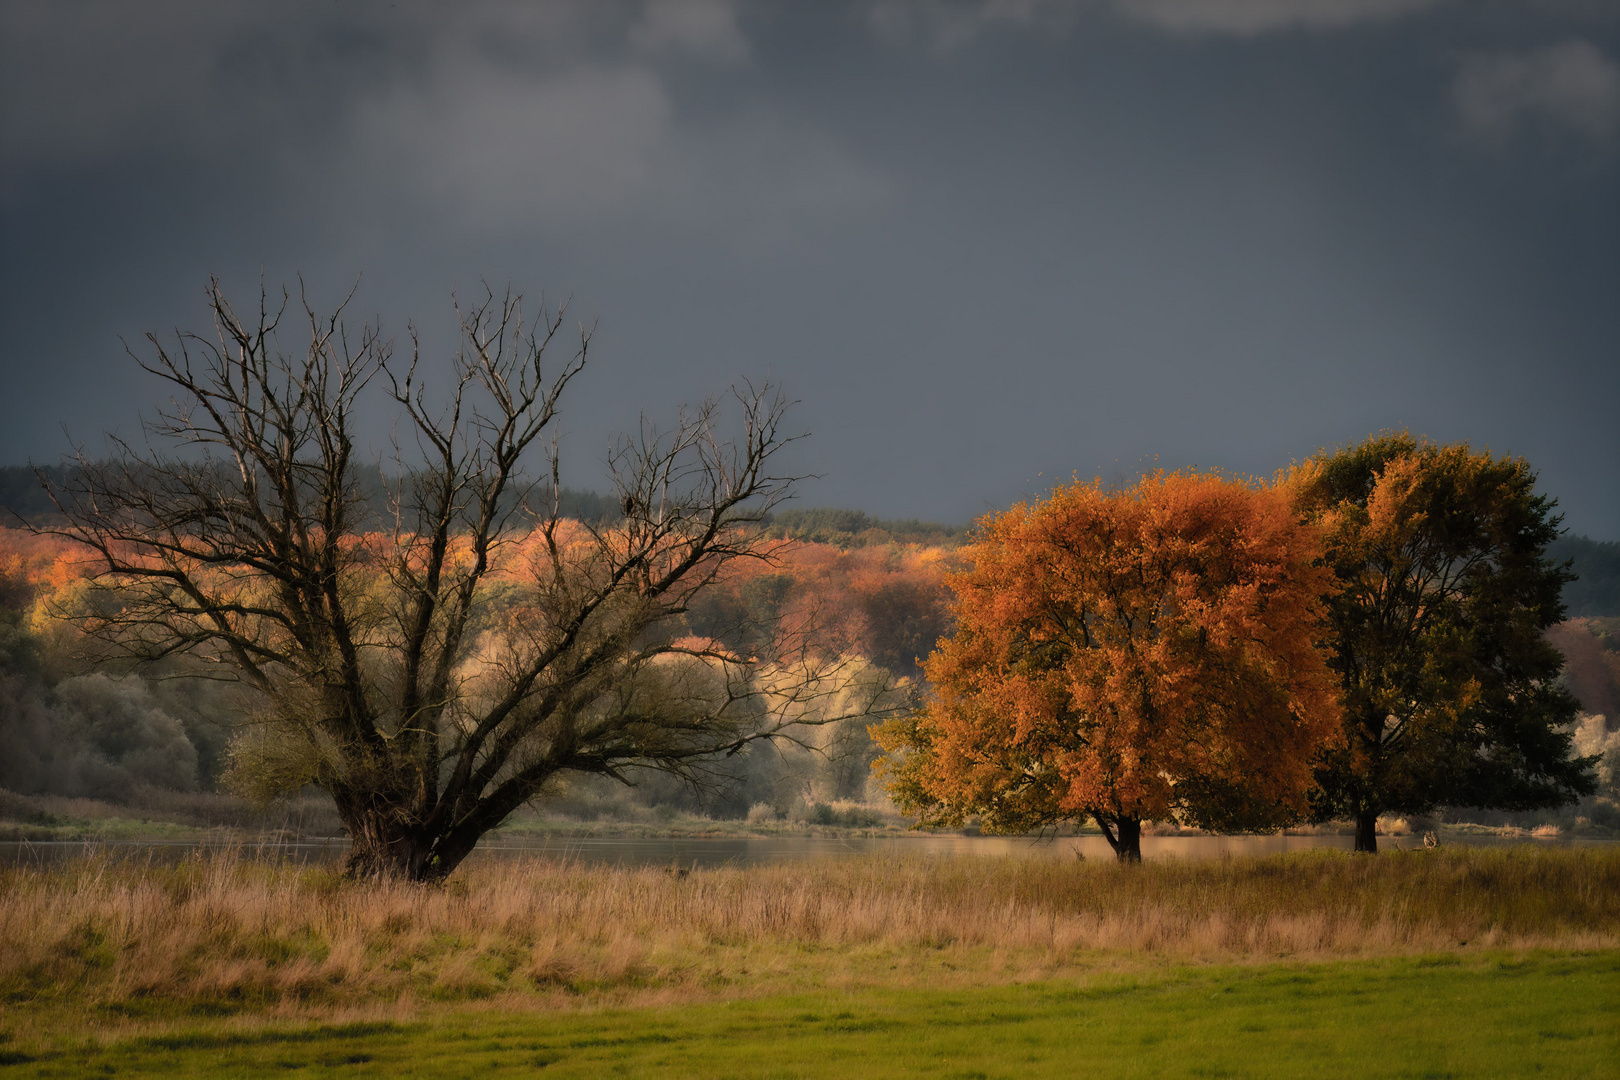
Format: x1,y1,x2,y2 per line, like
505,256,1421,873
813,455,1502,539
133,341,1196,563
4,786,1613,846
0,787,921,844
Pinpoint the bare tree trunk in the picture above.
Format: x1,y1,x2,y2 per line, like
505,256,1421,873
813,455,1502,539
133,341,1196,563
335,794,433,880
335,794,491,881
344,831,435,880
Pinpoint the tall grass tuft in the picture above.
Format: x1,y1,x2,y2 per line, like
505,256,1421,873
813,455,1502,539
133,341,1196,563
2,847,1616,1015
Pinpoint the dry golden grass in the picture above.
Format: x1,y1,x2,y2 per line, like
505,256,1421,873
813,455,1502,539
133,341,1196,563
2,846,1616,1023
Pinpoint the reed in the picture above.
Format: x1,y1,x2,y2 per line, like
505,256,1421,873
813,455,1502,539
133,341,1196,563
2,847,1615,1017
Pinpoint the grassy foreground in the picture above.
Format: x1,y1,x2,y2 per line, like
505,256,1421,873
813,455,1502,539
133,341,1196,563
2,953,1616,1077
2,847,1617,1074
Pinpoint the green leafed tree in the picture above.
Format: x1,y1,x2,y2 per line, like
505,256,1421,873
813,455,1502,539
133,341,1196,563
1292,433,1597,852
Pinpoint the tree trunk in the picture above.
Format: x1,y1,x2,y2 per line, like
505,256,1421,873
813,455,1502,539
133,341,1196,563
1115,817,1142,862
337,794,457,881
345,836,433,880
1095,812,1143,863
1354,806,1379,854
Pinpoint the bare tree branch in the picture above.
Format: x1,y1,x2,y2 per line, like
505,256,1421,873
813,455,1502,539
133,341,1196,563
38,278,900,880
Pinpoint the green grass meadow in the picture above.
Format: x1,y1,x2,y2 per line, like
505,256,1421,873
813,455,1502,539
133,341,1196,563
5,952,1615,1078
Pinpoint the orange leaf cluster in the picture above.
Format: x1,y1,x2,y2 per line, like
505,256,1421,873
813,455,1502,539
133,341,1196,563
880,472,1343,836
675,541,955,673
0,524,956,682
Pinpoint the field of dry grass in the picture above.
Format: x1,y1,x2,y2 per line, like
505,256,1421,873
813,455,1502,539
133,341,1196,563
3,845,1616,1035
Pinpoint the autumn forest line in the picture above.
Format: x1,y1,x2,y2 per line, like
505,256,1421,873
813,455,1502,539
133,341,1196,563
2,464,1616,838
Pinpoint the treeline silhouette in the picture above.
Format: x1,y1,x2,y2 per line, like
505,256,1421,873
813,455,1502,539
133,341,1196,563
11,465,1611,605
2,466,969,548
1548,535,1620,617
761,507,968,547
0,464,625,529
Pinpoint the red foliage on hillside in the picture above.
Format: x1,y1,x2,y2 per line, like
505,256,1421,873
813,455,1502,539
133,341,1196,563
677,541,956,678
0,526,956,679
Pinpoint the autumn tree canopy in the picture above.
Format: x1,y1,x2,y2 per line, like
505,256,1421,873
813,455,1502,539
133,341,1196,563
40,279,894,881
1293,433,1596,852
876,471,1342,861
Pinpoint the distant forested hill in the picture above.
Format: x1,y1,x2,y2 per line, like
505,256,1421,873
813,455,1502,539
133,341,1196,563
5,466,1608,603
1549,535,1620,617
761,507,968,547
0,465,621,528
0,465,63,521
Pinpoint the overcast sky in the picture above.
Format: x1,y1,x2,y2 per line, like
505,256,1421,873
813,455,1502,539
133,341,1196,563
2,0,1616,536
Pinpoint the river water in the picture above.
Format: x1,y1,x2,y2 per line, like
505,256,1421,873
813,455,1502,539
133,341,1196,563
0,830,1606,869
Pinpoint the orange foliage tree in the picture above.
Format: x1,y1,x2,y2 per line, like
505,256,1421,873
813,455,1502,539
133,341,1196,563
876,471,1342,861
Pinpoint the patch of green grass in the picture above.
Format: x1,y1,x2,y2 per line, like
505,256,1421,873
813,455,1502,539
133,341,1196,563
7,952,1615,1078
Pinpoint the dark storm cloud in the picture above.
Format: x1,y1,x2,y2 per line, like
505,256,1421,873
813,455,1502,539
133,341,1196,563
2,0,1616,536
1,1,885,233
865,0,1446,46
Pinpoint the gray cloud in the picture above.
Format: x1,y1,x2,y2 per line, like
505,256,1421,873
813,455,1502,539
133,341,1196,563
1112,0,1445,36
629,0,751,62
0,2,266,171
2,1,887,243
1455,39,1620,143
356,62,678,228
865,0,1078,53
864,0,1443,49
351,57,889,241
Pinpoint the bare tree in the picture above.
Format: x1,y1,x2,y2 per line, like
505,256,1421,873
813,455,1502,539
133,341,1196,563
41,279,893,880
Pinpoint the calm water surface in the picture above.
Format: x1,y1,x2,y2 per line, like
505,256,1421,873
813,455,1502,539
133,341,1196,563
1,831,1607,869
